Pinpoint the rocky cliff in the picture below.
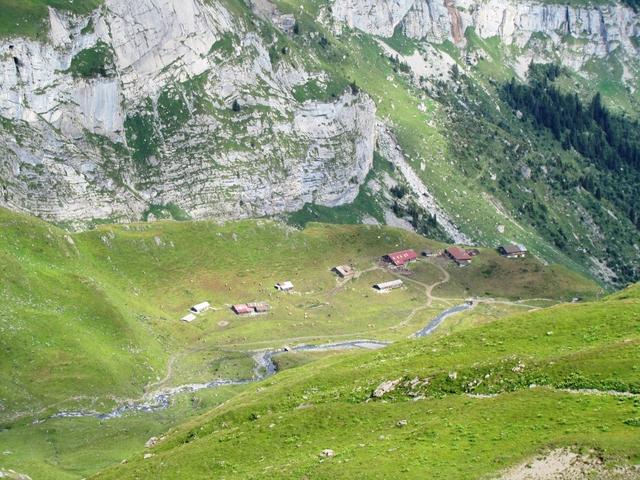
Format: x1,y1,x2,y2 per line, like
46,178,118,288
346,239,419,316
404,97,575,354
0,0,376,225
333,0,640,69
0,0,638,284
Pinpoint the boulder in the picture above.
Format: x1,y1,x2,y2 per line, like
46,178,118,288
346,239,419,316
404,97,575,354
145,436,158,448
372,378,401,398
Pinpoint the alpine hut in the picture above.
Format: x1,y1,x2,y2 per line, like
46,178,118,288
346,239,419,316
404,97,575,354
445,247,472,266
275,281,294,292
373,279,404,291
499,244,528,258
333,265,354,278
250,302,270,313
385,250,418,267
232,304,253,315
190,301,211,313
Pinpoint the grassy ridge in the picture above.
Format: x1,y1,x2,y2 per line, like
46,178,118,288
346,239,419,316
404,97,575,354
0,208,603,479
91,285,640,479
0,0,101,38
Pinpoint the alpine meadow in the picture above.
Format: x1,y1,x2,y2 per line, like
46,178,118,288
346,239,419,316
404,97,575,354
0,0,639,479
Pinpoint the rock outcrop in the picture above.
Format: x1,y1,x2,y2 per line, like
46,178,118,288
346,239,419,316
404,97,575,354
333,0,640,67
0,0,376,225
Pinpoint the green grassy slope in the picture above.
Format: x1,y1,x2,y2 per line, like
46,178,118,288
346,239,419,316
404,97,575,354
0,0,101,38
0,208,602,478
0,207,598,421
92,285,640,479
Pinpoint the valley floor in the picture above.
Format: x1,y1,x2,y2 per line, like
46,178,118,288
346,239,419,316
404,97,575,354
1,210,630,479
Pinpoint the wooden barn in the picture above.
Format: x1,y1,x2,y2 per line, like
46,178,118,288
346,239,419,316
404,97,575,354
385,249,418,267
275,281,294,292
232,304,253,315
249,302,270,313
499,244,528,258
445,247,472,266
232,303,270,315
333,265,355,278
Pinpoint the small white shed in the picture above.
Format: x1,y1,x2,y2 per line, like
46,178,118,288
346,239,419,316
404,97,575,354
275,281,294,292
373,279,404,291
190,301,211,313
181,313,197,323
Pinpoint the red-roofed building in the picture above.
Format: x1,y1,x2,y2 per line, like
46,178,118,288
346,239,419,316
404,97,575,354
385,249,418,266
445,247,472,266
232,304,253,315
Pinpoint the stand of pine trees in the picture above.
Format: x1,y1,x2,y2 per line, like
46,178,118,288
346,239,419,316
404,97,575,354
504,65,640,172
503,64,640,230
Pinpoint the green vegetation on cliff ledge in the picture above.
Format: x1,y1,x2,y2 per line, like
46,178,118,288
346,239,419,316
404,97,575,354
67,41,115,78
0,0,102,39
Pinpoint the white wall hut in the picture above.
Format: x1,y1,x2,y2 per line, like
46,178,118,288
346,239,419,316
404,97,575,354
275,281,294,291
190,301,211,313
373,279,404,291
333,265,354,278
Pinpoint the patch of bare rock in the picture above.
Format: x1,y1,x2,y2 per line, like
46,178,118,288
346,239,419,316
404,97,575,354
497,449,640,480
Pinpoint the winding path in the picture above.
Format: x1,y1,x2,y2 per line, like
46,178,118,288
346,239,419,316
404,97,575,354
389,261,452,331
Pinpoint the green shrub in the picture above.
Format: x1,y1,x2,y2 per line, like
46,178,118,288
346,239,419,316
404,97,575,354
67,41,115,79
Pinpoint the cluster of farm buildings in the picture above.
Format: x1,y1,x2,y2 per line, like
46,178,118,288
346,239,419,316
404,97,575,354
372,243,527,290
180,281,294,322
179,242,528,320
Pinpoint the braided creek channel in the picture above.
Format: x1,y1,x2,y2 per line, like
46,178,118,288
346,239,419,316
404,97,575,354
51,303,473,421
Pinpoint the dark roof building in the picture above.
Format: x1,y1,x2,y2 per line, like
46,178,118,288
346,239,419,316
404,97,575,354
445,247,472,265
233,303,270,314
499,244,528,258
250,302,270,313
385,249,418,266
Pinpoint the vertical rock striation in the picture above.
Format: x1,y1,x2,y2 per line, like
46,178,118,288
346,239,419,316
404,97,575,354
0,0,377,225
333,0,639,64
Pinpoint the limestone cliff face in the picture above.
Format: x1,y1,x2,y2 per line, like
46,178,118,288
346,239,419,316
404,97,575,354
0,0,376,225
333,0,639,67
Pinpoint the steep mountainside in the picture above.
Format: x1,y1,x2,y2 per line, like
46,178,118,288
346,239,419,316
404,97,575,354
0,0,376,223
0,0,639,284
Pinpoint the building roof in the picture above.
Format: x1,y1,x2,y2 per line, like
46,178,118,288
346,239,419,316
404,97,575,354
446,247,472,262
190,301,211,312
386,249,418,266
374,279,404,290
501,244,528,255
232,304,253,314
276,281,294,290
334,265,354,276
252,302,270,312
